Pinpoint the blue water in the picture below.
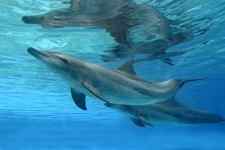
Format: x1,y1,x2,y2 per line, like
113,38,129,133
1,0,225,149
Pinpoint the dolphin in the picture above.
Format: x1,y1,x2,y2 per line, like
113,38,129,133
104,98,225,127
22,0,186,64
22,0,134,28
27,47,196,110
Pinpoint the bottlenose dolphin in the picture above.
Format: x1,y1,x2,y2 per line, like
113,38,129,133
22,0,186,64
27,47,195,110
105,99,225,127
22,0,134,28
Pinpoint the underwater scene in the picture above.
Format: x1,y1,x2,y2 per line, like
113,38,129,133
1,0,225,149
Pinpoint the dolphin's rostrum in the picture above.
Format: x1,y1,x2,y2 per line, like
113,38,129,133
27,47,194,110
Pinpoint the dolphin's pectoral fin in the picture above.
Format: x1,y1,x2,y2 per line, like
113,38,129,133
71,88,87,110
118,60,136,75
130,117,146,127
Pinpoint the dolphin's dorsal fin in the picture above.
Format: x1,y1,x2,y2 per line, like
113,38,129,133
103,4,138,45
71,88,87,110
104,19,129,45
117,60,156,87
118,60,136,75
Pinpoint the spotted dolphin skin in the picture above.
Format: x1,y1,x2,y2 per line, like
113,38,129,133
27,47,194,110
105,99,225,127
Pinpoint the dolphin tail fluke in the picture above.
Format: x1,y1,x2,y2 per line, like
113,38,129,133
179,78,207,89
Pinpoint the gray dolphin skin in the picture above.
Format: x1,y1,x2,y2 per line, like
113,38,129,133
27,47,193,110
22,0,134,28
22,0,186,64
105,99,225,127
101,3,187,63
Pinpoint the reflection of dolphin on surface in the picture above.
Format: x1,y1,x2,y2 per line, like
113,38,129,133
27,47,196,110
105,99,225,127
22,0,187,64
22,0,134,28
101,3,187,64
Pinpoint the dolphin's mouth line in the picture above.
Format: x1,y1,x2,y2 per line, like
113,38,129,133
27,47,49,60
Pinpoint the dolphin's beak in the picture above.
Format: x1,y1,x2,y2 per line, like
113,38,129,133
22,16,43,24
27,47,49,60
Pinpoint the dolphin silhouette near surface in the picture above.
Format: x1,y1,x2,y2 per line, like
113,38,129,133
27,47,197,110
100,3,188,64
22,0,135,28
105,98,225,127
22,0,187,64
